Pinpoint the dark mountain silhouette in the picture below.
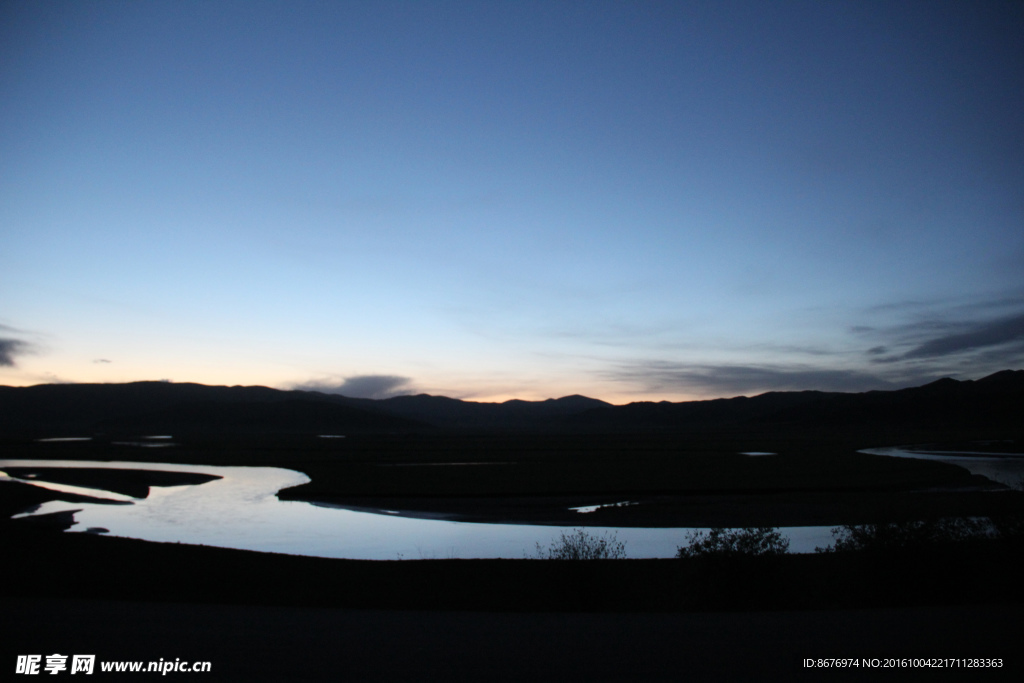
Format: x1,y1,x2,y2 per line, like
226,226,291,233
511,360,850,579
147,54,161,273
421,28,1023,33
348,393,613,430
0,381,610,437
563,369,1024,434
0,370,1021,437
0,382,423,437
93,399,425,436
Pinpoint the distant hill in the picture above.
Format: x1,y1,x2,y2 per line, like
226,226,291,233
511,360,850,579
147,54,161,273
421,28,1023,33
563,369,1024,434
92,398,425,436
357,393,612,430
0,382,422,437
0,370,1021,437
0,381,611,437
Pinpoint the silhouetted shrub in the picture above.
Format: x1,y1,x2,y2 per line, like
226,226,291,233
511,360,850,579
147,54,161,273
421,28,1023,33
990,513,1024,542
815,517,994,553
676,527,789,559
535,528,627,560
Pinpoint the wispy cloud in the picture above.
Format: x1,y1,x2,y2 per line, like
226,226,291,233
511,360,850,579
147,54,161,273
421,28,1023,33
292,374,415,399
864,294,1024,318
845,293,1024,376
600,294,1024,399
900,313,1024,360
859,304,1024,373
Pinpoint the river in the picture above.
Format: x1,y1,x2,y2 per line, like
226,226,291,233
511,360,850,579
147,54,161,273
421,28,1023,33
1,457,838,558
8,444,1020,559
857,445,1024,489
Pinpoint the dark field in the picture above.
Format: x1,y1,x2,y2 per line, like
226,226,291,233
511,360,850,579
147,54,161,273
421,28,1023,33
3,431,1021,527
4,430,1023,681
6,595,1019,682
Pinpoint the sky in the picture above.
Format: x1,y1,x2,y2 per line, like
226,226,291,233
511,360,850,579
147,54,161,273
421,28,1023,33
2,0,1023,403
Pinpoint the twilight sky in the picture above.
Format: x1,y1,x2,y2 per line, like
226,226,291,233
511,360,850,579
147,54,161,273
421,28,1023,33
2,0,1023,403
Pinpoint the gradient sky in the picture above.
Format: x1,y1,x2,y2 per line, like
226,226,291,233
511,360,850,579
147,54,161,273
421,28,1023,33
2,0,1023,403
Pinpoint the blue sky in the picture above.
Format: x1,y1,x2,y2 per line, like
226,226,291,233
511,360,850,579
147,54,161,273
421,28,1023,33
2,0,1023,402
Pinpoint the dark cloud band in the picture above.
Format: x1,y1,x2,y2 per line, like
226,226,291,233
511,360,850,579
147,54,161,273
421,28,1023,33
0,338,31,367
605,362,899,397
902,313,1024,360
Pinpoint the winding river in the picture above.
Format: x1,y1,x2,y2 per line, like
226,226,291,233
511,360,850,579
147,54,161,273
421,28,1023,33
1,457,840,558
5,445,1020,559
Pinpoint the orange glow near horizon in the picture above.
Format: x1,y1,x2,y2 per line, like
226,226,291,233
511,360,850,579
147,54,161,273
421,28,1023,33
0,369,710,405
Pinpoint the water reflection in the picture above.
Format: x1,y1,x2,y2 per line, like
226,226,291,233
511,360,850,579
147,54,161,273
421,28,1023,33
2,458,835,558
859,446,1024,488
570,501,639,514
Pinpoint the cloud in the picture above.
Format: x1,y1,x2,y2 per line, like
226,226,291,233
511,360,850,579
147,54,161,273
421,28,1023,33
293,374,415,399
598,297,1024,400
0,338,31,367
900,313,1024,360
605,361,900,397
600,297,1024,400
851,294,1024,378
93,358,112,364
864,294,1024,318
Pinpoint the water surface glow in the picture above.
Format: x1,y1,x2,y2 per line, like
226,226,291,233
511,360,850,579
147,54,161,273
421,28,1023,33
858,447,1024,489
2,459,836,558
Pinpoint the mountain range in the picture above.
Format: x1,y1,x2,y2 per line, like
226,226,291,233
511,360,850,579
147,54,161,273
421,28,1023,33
0,370,1021,437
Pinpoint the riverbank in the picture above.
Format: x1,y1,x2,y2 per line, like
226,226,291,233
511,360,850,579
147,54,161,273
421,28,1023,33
3,520,1023,613
4,516,1022,680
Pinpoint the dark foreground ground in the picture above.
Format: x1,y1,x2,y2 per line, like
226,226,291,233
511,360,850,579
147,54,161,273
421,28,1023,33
2,523,1022,681
4,597,1019,682
3,431,1023,680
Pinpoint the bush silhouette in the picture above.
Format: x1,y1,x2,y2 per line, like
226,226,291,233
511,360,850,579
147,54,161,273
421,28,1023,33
815,517,993,553
535,528,627,560
676,527,789,559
